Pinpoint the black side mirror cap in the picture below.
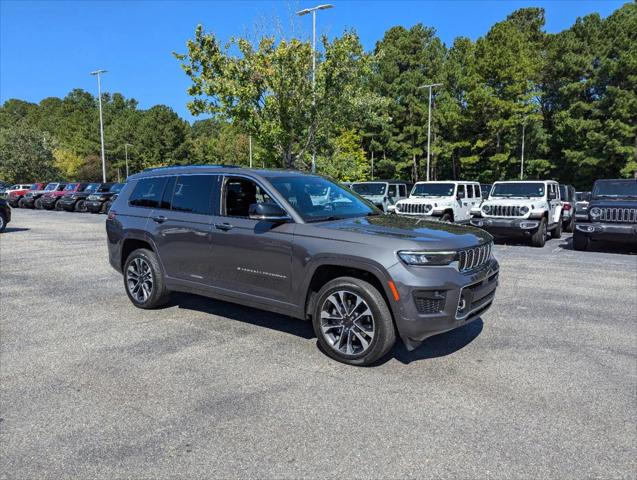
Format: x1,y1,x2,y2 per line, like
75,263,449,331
248,203,290,221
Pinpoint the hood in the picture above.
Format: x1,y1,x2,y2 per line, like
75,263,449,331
398,196,452,205
483,198,540,206
310,215,492,250
588,199,637,209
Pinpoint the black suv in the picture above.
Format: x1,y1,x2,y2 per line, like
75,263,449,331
0,198,10,233
85,183,124,213
106,166,499,365
573,178,637,250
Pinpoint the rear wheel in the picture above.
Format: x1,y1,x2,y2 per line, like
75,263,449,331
531,217,547,247
573,231,589,251
54,200,63,211
0,213,6,233
34,198,43,209
312,277,396,366
17,198,26,208
123,248,170,309
565,216,575,233
551,217,562,239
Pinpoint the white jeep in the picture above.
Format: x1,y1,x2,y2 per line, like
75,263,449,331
470,180,563,247
394,181,482,223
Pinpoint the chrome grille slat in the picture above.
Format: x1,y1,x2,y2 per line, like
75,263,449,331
490,205,523,217
458,242,492,273
598,207,637,223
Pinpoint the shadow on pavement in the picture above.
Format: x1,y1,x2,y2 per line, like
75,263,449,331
559,236,636,255
391,318,484,365
1,227,30,233
171,292,484,366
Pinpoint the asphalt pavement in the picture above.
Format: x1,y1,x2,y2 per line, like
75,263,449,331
1,209,636,479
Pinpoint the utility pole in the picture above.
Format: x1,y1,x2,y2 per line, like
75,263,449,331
90,69,108,183
371,150,374,181
520,120,526,180
296,4,333,174
249,135,253,168
420,83,442,182
124,143,133,178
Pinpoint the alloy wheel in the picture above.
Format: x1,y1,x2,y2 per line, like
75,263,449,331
320,290,375,356
126,257,153,303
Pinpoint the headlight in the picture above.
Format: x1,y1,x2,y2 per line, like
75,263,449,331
482,205,491,214
519,206,529,215
589,207,601,219
398,251,457,266
424,204,433,212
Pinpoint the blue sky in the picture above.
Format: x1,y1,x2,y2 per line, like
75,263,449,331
0,0,625,122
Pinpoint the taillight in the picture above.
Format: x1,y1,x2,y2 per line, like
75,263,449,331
564,203,572,211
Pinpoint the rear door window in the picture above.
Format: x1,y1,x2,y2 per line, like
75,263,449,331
129,177,167,208
467,185,474,198
171,175,215,215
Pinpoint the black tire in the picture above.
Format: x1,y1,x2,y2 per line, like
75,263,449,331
54,200,64,211
123,248,170,309
440,212,453,223
312,276,396,366
74,200,86,213
573,231,589,251
0,213,6,233
565,216,575,233
531,217,547,247
17,198,26,208
551,216,562,239
34,198,43,210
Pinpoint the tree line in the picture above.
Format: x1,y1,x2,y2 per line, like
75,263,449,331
1,4,635,189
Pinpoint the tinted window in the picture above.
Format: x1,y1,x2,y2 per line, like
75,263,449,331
491,183,545,198
466,185,473,198
399,185,406,197
457,184,465,198
388,185,397,198
411,183,455,197
592,180,636,198
223,177,273,217
110,183,124,193
351,183,387,196
129,177,167,208
171,175,215,215
160,176,176,209
474,185,482,198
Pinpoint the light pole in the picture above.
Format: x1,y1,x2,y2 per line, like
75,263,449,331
124,143,133,178
296,4,333,173
249,135,253,168
90,69,108,183
420,83,442,181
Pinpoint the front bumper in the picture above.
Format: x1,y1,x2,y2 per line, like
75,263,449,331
470,217,538,236
85,200,105,213
388,258,499,350
57,198,78,211
575,222,637,244
40,197,59,209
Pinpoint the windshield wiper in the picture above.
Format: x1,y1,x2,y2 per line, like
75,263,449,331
306,216,343,223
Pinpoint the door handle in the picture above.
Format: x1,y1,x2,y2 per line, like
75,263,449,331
214,223,233,231
152,215,167,223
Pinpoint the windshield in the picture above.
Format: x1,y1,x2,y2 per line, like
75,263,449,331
411,183,455,197
83,183,100,192
30,183,39,190
44,183,58,191
110,183,124,193
575,192,590,202
64,183,78,191
592,180,637,198
269,176,376,222
491,182,545,198
351,183,387,196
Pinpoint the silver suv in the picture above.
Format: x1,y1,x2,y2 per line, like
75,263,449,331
106,166,499,365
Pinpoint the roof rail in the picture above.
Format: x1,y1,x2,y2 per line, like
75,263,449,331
142,164,242,172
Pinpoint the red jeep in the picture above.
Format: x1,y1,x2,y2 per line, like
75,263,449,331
8,183,46,207
40,182,86,210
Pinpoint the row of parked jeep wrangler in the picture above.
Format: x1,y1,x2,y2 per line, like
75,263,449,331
3,181,124,214
348,178,636,250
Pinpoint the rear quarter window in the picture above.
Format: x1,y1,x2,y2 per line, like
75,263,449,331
129,177,167,208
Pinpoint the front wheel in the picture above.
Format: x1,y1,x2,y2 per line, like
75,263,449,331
312,277,396,366
531,217,547,247
440,213,453,223
74,200,86,212
573,231,589,251
34,198,43,210
123,248,170,309
0,213,6,233
54,200,64,211
565,216,575,233
17,198,26,208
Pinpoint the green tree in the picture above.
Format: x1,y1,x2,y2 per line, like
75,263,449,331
0,124,58,182
317,129,369,181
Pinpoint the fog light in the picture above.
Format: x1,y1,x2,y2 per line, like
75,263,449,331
520,221,538,229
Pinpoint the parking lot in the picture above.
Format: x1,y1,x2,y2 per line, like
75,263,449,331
1,209,635,479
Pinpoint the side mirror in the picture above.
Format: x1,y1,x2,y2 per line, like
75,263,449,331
249,202,290,222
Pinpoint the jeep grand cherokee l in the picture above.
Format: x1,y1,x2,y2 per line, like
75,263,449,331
106,166,499,365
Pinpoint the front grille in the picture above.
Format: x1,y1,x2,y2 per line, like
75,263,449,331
598,208,637,223
397,203,430,214
456,271,498,319
413,291,446,315
490,205,523,217
458,243,492,273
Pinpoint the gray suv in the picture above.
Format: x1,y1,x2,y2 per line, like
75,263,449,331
106,166,499,365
